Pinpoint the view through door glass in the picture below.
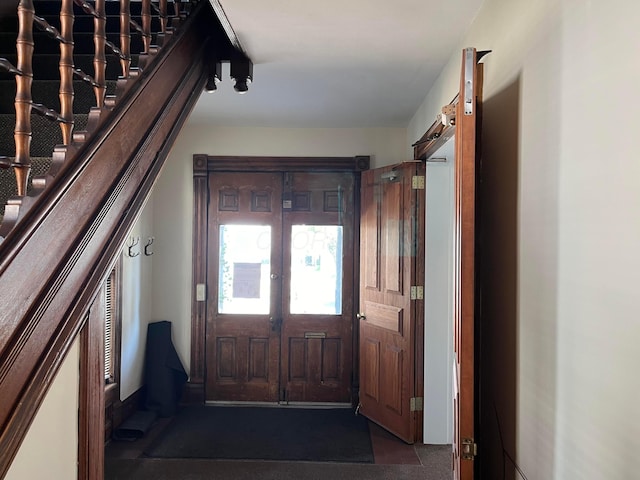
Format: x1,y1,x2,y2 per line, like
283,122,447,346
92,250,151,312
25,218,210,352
289,225,343,315
206,171,355,404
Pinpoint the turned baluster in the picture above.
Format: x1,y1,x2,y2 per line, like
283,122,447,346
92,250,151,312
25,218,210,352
14,0,34,197
159,0,168,33
173,0,181,17
59,0,74,143
141,0,151,53
119,0,131,77
92,0,106,107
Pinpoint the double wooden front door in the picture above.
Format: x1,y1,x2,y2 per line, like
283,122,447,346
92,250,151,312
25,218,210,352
205,170,355,404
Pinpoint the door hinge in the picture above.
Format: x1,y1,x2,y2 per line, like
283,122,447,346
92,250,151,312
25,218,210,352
411,175,425,190
410,285,424,300
462,438,478,460
410,397,423,411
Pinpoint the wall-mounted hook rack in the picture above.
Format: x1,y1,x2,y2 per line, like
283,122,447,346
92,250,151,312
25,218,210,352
127,236,140,257
144,237,155,256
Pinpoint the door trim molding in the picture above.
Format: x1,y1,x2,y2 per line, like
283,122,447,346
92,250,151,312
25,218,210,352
189,155,370,399
195,155,370,172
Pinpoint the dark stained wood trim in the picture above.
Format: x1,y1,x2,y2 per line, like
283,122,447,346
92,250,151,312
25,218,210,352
111,387,146,436
351,170,362,407
454,49,480,480
190,154,209,385
181,381,205,405
105,255,123,441
79,292,105,480
203,155,371,172
0,3,214,476
413,161,426,443
110,255,123,389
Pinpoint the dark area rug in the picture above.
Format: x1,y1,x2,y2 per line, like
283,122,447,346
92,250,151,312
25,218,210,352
143,406,374,463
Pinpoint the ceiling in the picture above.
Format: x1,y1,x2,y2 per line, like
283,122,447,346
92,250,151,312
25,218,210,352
189,0,484,128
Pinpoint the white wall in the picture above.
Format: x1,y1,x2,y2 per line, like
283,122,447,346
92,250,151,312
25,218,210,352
408,0,640,478
423,139,454,444
6,339,79,480
120,191,156,400
151,125,408,373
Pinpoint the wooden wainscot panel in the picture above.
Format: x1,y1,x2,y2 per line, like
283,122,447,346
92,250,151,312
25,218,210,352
364,301,403,335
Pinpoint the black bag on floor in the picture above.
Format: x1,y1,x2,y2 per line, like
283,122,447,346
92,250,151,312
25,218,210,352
144,321,188,417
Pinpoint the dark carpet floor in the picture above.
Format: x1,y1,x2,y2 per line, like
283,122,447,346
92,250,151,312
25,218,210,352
106,458,449,480
143,406,374,463
105,406,453,480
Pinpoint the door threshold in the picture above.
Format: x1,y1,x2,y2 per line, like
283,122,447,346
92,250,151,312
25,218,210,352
205,400,353,409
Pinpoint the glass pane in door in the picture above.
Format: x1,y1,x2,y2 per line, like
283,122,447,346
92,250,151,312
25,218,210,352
289,225,343,314
218,225,271,314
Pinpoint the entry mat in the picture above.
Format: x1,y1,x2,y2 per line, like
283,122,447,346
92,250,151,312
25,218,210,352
143,405,374,463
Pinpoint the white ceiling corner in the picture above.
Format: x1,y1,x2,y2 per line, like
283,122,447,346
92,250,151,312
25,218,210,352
191,0,484,128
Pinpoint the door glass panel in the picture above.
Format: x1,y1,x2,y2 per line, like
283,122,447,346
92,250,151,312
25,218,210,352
218,225,271,314
290,225,343,315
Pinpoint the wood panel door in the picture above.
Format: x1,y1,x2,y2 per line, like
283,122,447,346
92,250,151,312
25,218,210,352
358,162,425,443
205,171,355,404
205,172,283,402
281,172,355,403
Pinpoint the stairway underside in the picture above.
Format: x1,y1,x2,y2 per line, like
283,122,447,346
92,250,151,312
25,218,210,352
0,2,216,474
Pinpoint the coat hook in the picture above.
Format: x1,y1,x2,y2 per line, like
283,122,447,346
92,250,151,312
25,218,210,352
144,237,154,256
127,236,140,257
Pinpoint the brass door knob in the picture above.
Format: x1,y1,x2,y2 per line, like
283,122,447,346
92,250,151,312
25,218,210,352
356,313,366,320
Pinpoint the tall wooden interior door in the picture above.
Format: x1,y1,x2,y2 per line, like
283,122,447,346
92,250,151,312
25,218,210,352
205,170,355,404
358,162,425,443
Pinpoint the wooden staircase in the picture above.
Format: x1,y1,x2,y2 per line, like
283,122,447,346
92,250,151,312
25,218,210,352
0,0,188,230
0,1,249,477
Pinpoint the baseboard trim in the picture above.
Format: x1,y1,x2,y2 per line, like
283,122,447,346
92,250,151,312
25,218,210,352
111,387,146,435
181,381,204,405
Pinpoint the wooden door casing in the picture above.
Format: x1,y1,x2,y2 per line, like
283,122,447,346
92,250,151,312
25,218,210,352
358,162,424,443
205,172,282,402
281,172,355,403
453,47,481,480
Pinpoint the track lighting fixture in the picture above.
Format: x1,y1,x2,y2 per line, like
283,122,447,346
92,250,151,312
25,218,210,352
204,61,222,93
230,56,253,94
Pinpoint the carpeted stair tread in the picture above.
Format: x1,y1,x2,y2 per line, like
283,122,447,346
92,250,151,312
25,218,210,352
0,80,118,114
0,113,89,157
1,53,139,80
0,0,183,222
0,156,52,218
0,1,160,35
0,31,149,55
28,1,150,17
